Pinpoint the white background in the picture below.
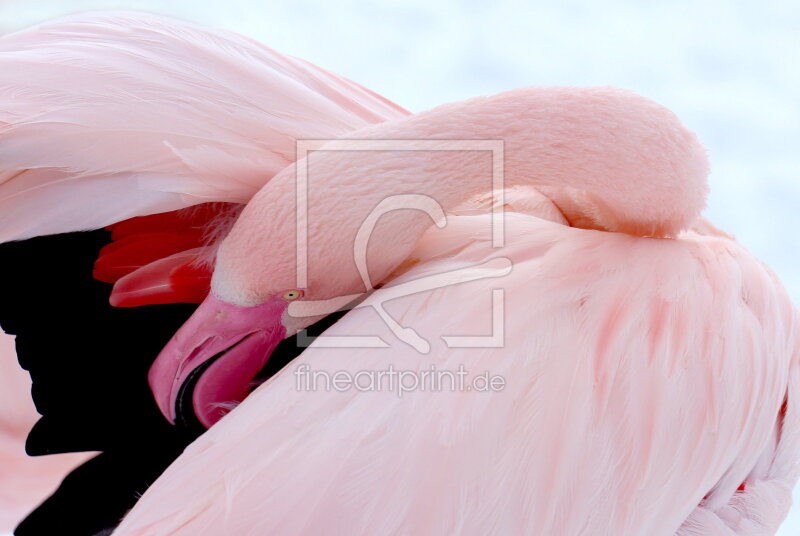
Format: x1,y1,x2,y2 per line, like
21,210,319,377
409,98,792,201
1,0,798,533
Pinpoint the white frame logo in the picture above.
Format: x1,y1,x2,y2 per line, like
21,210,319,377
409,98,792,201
288,139,508,353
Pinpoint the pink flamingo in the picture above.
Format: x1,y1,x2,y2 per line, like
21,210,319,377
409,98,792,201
116,89,800,536
1,11,798,536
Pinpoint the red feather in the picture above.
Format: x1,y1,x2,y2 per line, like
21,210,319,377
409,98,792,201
94,203,237,307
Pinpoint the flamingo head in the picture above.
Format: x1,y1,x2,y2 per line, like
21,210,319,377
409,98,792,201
148,288,308,428
147,183,342,428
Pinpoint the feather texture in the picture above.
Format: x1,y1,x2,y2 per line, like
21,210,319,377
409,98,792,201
0,11,408,242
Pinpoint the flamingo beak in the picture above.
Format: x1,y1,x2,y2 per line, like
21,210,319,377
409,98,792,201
148,294,287,428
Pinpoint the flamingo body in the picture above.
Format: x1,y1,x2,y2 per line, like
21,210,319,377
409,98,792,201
115,197,799,535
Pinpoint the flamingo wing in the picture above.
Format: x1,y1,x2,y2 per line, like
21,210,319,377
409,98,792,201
0,10,408,243
113,211,799,535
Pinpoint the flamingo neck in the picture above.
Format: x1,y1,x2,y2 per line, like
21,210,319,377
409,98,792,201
215,86,709,305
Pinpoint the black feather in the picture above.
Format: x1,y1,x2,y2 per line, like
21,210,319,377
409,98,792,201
0,229,343,535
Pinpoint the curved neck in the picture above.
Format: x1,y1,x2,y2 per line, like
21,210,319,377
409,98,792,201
216,86,709,304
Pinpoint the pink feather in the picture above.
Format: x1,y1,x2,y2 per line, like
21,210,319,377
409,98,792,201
114,199,800,535
0,11,408,242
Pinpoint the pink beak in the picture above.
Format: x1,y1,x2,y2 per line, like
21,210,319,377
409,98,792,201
148,294,287,428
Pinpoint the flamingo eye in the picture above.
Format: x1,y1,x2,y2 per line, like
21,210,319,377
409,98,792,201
282,290,303,300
